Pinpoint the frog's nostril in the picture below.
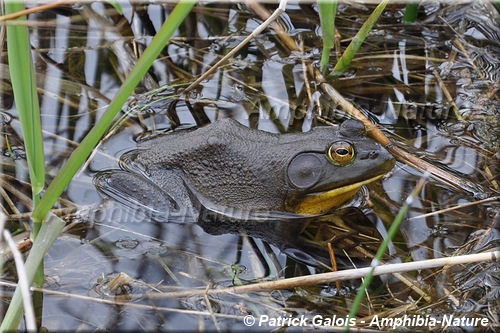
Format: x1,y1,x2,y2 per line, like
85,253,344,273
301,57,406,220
368,151,379,159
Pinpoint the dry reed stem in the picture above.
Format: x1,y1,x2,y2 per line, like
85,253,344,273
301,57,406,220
246,3,492,199
1,251,495,322
146,250,499,299
409,196,500,221
319,82,488,198
432,69,461,119
0,1,73,22
183,0,288,94
0,213,36,330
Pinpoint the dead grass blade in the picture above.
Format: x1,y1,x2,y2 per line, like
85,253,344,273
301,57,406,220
147,250,499,299
183,0,288,93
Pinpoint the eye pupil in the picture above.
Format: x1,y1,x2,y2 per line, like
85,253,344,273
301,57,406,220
327,141,355,165
336,148,349,156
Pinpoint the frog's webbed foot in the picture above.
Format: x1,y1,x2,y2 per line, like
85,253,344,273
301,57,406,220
94,170,180,220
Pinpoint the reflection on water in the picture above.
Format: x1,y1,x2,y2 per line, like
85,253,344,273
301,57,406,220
1,1,499,331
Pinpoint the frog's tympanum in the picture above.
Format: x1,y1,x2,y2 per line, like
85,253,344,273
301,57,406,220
95,118,395,265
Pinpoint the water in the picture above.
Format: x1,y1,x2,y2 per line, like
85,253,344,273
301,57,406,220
1,2,499,331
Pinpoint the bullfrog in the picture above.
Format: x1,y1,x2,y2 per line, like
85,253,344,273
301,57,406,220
95,118,395,221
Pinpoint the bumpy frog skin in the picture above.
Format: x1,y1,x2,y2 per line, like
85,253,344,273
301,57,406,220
95,118,395,219
94,118,395,266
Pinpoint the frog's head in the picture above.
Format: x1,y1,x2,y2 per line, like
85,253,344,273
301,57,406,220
285,120,395,215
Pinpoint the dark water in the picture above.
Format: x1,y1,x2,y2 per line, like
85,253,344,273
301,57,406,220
0,2,499,331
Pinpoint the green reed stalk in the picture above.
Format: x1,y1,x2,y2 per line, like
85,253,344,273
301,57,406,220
0,214,65,330
31,0,196,222
402,2,419,23
5,2,47,326
1,2,196,330
344,172,430,332
329,0,389,78
5,2,45,219
318,0,337,74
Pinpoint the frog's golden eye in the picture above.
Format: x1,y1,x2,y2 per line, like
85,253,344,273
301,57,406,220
327,141,355,165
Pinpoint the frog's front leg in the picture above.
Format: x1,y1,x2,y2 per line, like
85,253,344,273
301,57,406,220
94,169,197,221
147,168,200,221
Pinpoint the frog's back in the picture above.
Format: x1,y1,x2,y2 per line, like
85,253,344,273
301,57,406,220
133,119,291,210
135,118,278,167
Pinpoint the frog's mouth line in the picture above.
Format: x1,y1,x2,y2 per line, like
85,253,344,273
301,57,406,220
292,174,385,215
